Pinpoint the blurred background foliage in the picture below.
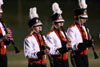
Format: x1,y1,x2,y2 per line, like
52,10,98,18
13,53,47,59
2,0,100,50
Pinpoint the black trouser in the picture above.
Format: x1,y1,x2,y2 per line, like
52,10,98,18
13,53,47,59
71,54,88,67
0,54,7,67
28,63,46,67
53,57,69,67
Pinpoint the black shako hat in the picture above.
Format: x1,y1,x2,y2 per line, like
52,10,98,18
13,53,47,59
51,2,64,23
28,7,42,28
74,0,88,19
74,8,88,19
51,13,64,23
28,17,42,28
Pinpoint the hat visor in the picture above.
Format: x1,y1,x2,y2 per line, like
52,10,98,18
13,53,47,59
54,18,65,23
80,14,88,19
33,22,43,27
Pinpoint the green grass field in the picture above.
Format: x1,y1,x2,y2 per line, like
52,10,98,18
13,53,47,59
7,50,100,67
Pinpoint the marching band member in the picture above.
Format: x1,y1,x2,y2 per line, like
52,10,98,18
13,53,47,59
67,0,92,67
46,2,71,67
24,7,49,67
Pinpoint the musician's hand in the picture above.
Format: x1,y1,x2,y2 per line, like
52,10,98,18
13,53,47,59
67,37,71,43
44,49,50,54
5,33,12,39
5,27,13,39
66,43,72,48
89,34,94,42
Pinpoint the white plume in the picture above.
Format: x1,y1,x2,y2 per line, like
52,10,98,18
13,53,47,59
29,7,39,19
52,2,62,14
78,0,87,9
0,0,3,7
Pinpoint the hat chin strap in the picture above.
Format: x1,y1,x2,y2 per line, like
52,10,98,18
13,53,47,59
54,24,63,30
31,26,39,34
54,25,58,29
32,29,41,34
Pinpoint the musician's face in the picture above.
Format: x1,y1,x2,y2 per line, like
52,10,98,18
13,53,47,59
80,19,87,24
34,25,42,33
55,22,64,29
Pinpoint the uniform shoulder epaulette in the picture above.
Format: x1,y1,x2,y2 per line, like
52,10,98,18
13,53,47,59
47,30,53,34
26,35,32,38
69,24,75,28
